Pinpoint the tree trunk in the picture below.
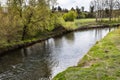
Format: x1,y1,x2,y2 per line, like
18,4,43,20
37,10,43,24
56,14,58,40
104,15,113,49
109,9,112,21
96,12,98,22
22,25,27,40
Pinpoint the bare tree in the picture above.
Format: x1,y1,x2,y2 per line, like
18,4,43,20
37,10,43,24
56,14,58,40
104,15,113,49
106,0,117,21
90,0,105,22
90,0,119,22
90,0,98,22
116,0,120,10
115,0,120,21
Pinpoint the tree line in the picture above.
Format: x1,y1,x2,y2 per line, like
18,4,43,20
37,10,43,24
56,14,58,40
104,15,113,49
52,5,95,19
90,0,120,22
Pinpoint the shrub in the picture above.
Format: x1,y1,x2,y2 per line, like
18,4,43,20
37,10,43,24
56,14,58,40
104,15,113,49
63,11,76,22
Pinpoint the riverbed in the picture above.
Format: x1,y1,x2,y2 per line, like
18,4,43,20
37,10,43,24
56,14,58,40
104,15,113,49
0,27,116,80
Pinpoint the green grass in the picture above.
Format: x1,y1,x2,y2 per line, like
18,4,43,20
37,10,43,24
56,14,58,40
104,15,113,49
53,27,120,80
60,17,120,30
60,18,97,30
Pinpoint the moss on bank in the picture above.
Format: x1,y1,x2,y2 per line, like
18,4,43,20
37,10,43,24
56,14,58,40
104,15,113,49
53,27,120,80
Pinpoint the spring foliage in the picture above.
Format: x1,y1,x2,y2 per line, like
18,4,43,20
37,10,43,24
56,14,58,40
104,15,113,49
63,11,77,22
0,0,59,45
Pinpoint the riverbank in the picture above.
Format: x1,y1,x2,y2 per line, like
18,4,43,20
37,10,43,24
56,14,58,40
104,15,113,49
53,27,120,80
0,26,68,55
0,19,120,56
61,18,120,30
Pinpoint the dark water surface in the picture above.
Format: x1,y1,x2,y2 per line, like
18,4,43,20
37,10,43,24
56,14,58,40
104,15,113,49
0,28,116,80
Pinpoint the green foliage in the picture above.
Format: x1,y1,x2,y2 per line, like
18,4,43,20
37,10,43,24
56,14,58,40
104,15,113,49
0,0,60,46
60,18,97,30
78,12,86,18
86,12,95,18
63,11,77,22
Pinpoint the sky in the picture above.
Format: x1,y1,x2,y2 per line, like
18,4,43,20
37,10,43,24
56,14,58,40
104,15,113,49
57,0,92,11
0,0,6,6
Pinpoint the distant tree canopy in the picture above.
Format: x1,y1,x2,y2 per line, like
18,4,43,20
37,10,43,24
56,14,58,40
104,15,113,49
51,5,91,19
71,7,75,11
58,6,62,11
81,6,84,12
87,6,95,18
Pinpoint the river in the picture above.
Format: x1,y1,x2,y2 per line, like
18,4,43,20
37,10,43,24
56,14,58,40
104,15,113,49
0,27,116,80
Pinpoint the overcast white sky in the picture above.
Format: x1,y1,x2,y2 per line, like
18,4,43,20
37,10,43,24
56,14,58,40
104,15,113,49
0,0,6,5
57,0,92,11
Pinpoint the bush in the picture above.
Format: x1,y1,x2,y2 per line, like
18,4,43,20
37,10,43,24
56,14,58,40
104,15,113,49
63,11,76,22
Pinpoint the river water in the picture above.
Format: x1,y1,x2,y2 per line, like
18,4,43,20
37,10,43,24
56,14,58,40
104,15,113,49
0,28,116,80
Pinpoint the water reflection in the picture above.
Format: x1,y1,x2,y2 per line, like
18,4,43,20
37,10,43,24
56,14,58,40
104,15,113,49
64,32,75,44
0,27,117,80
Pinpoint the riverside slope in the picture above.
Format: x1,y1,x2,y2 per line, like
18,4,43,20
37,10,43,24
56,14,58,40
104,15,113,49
53,27,120,80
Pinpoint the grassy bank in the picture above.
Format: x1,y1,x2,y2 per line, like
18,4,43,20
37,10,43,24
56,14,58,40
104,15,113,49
53,27,120,80
60,18,120,30
60,18,97,30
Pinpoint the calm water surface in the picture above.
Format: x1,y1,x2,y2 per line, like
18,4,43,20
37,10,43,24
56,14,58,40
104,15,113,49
0,28,116,80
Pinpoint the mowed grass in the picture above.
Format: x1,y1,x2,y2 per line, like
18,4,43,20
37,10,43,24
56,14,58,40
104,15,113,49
53,27,120,80
60,18,120,30
60,18,96,30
